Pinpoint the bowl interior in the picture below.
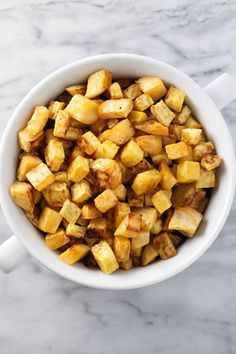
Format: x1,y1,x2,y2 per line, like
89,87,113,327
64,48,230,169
0,54,235,289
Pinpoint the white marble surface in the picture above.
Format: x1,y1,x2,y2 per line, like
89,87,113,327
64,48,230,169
0,0,236,353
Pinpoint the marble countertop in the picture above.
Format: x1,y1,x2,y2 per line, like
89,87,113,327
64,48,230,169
1,1,236,353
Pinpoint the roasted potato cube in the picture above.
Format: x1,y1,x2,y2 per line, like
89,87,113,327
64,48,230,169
136,135,162,155
54,171,68,183
48,101,65,120
88,217,107,235
26,162,55,192
133,93,154,111
18,129,44,153
153,232,176,259
169,124,185,140
25,106,49,139
66,94,99,124
78,131,100,155
10,181,34,213
114,212,142,238
144,193,154,207
94,140,119,159
98,99,133,119
131,247,143,257
60,244,90,265
169,207,203,237
119,257,133,270
63,127,82,141
115,158,132,184
114,202,130,227
111,184,127,201
151,100,175,127
185,116,202,129
90,118,106,136
86,69,112,98
165,85,186,113
195,168,215,188
42,182,70,207
32,189,42,204
201,154,222,171
120,140,144,167
66,224,86,238
128,110,148,123
193,142,214,161
150,219,162,234
94,189,118,213
165,141,189,160
178,144,193,163
132,169,161,195
135,120,169,136
137,76,167,101
53,110,70,138
91,240,119,275
173,105,191,124
67,156,89,183
141,243,159,266
171,183,195,208
114,236,131,262
92,158,122,189
38,207,62,233
45,140,65,172
169,233,184,248
177,161,200,183
131,231,150,249
65,84,86,96
45,229,69,250
127,190,144,207
81,204,102,219
151,151,171,166
123,83,142,99
152,190,172,214
17,155,42,182
159,161,177,190
108,82,123,99
60,199,81,224
181,128,202,145
71,180,92,204
100,119,135,146
138,207,157,231
107,118,119,129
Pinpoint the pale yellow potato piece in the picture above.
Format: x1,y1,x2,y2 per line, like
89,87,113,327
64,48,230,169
94,140,119,159
201,154,222,171
128,110,148,123
45,140,65,172
138,207,157,231
60,244,90,265
92,158,122,189
18,129,44,153
151,100,175,127
173,105,191,124
153,232,176,259
178,144,193,163
109,118,135,145
128,190,144,207
10,181,34,213
38,207,62,233
131,230,150,250
71,180,92,204
65,84,86,96
63,127,82,141
150,219,162,234
60,199,81,224
45,229,69,250
98,99,133,119
91,240,119,275
133,94,154,111
108,82,123,99
195,168,215,188
78,131,100,155
152,190,172,214
169,207,203,237
193,142,214,161
48,101,65,120
169,124,185,140
159,161,177,190
123,83,142,99
177,161,200,183
120,140,144,167
114,202,130,228
53,110,70,138
94,189,118,213
107,118,119,129
66,94,99,124
66,224,86,238
181,128,202,145
165,85,186,113
137,76,167,101
151,151,171,166
26,162,55,192
141,243,159,266
114,236,131,262
32,189,42,204
165,141,189,160
54,171,68,183
81,204,102,219
42,182,70,207
88,217,107,234
135,120,169,136
119,257,133,270
114,212,142,238
111,184,127,201
185,116,202,128
90,118,107,136
67,156,89,183
132,169,161,195
136,135,162,155
25,106,49,139
17,155,42,182
86,69,112,98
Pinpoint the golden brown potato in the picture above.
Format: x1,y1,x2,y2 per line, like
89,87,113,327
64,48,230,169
67,156,90,183
141,243,159,266
48,101,66,120
132,169,161,195
78,131,100,155
152,190,172,214
108,82,123,99
120,140,144,167
159,161,177,190
26,163,55,192
172,105,191,124
91,240,119,275
181,128,202,145
25,106,49,139
71,180,92,204
165,141,189,160
150,219,162,235
60,244,90,265
60,199,81,224
92,158,122,189
18,129,44,153
193,142,215,161
127,190,144,207
123,83,142,99
128,110,148,123
99,119,135,146
45,229,70,250
114,212,142,238
114,236,130,262
66,224,86,238
38,207,62,233
200,154,222,171
10,181,35,213
98,99,133,119
42,182,70,207
17,155,42,182
165,86,186,113
195,168,215,188
133,93,154,111
169,207,203,237
135,120,169,136
81,203,102,219
111,184,127,201
176,161,200,183
53,110,70,138
131,231,150,250
151,100,175,127
44,140,65,172
95,140,119,159
137,76,167,101
114,202,130,227
86,69,112,98
138,207,157,231
65,84,86,96
66,94,99,124
94,189,118,213
136,135,162,155
153,232,176,259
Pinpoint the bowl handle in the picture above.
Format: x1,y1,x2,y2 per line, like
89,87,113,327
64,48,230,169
204,73,236,109
0,235,29,273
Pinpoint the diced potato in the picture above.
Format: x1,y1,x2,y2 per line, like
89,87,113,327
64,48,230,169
111,184,127,201
26,162,55,192
135,120,169,136
66,94,99,124
185,116,202,128
63,127,82,141
54,171,68,183
38,207,62,233
65,84,86,96
60,199,81,224
119,257,133,270
91,240,119,275
173,105,191,124
120,140,144,167
151,100,175,127
107,118,119,129
67,156,89,183
159,161,177,190
201,154,222,171
108,82,123,99
169,207,203,237
48,101,65,120
165,141,189,160
94,189,118,213
86,69,112,98
100,119,135,146
88,217,107,235
141,243,159,266
153,232,176,259
25,106,49,139
78,131,100,155
165,85,186,113
181,128,202,145
150,219,162,234
131,231,150,249
81,204,102,219
177,161,200,183
60,244,90,265
42,182,70,207
136,135,162,155
127,190,144,207
128,110,148,123
138,207,157,230
169,233,184,248
178,144,193,163
66,224,86,238
130,247,143,257
95,140,119,159
53,110,70,138
171,183,195,208
98,99,133,119
17,155,42,182
90,118,106,136
123,83,142,99
195,168,215,188
132,169,161,195
152,190,172,214
114,202,130,227
115,158,132,184
133,94,154,111
114,236,131,262
18,129,44,153
169,124,185,140
193,142,214,161
114,212,142,238
144,193,154,207
137,76,167,101
71,180,92,204
69,145,85,163
151,151,171,166
32,189,42,204
92,158,121,189
45,140,65,172
45,229,69,250
10,181,34,213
